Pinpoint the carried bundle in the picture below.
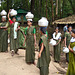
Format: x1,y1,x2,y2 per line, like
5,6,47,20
38,17,48,27
49,39,56,46
9,9,17,16
1,10,7,16
26,12,34,19
63,47,69,53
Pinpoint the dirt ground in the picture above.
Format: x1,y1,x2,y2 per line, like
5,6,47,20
0,44,67,75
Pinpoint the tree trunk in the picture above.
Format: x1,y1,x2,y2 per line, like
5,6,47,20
7,0,9,12
39,0,42,17
62,0,66,17
59,0,61,18
68,0,75,13
46,0,48,18
56,0,58,19
7,0,12,12
30,0,35,14
51,0,54,21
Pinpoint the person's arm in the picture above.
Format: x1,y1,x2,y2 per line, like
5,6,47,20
23,35,26,46
8,10,11,21
68,44,73,53
23,28,27,46
55,39,61,46
8,10,13,25
15,24,20,32
38,43,44,58
0,22,9,29
64,33,67,47
33,28,36,46
34,34,36,46
0,27,7,29
64,37,67,47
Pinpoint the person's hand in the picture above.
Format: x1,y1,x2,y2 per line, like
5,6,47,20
65,45,67,47
35,42,37,46
73,51,75,54
23,43,25,46
18,27,20,30
54,44,57,46
0,27,2,28
38,53,41,58
15,29,17,32
9,9,11,13
45,34,47,37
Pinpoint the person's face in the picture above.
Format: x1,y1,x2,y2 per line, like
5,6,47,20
40,30,43,35
71,32,75,37
55,29,59,33
27,21,32,26
2,18,6,22
66,25,68,27
12,18,16,22
69,27,72,32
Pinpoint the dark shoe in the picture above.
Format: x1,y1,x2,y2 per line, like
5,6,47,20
27,62,32,65
32,62,36,65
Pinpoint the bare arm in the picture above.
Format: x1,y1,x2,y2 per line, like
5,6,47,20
15,26,20,32
64,37,67,47
34,34,36,46
38,43,44,58
23,34,26,46
8,10,11,20
57,39,61,45
0,22,9,29
0,27,7,29
68,44,74,53
55,39,61,46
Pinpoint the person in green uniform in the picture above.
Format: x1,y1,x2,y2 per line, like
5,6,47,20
19,26,26,48
8,10,20,56
53,27,61,62
40,27,48,39
37,27,51,75
46,30,48,39
23,19,36,64
66,29,75,75
68,26,72,34
64,29,71,63
0,16,8,52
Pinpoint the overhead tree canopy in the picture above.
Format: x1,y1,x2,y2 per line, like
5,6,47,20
0,0,75,23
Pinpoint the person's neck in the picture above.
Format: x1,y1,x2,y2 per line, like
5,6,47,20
2,21,6,22
29,25,32,27
12,20,16,23
66,31,68,33
41,33,45,35
69,31,71,33
13,21,16,23
73,36,75,38
56,32,58,34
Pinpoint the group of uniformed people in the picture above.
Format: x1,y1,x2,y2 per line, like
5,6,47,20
0,10,50,75
52,25,75,75
0,9,75,75
63,25,75,75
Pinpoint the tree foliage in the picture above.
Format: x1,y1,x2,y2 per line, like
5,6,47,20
0,0,75,22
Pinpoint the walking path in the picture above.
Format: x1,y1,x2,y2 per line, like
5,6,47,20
0,49,67,75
